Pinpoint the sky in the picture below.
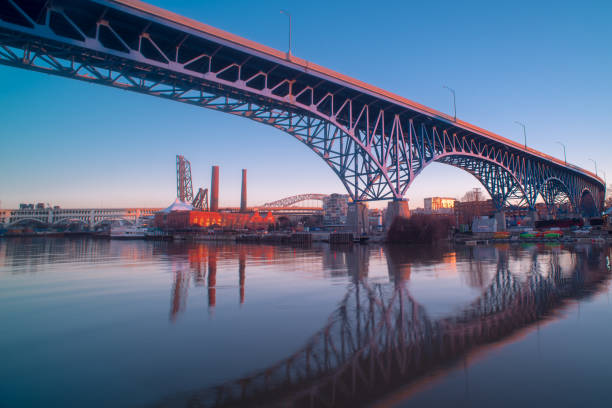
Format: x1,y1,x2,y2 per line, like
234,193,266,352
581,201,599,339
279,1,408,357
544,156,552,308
1,0,611,209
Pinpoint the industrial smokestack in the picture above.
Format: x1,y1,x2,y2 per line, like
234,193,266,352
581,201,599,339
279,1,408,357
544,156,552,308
211,165,219,212
240,169,247,213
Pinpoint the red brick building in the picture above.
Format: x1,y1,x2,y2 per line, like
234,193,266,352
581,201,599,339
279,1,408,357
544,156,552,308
155,210,275,230
454,199,495,226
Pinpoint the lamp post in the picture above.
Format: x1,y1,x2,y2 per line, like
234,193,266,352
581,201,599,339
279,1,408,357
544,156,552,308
280,10,292,57
588,158,598,176
514,121,527,149
556,141,566,164
442,85,456,121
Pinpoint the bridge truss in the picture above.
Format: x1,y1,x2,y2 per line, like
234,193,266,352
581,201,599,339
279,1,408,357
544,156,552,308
0,0,605,214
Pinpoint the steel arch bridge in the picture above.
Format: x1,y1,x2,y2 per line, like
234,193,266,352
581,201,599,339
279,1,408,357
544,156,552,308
0,0,605,213
262,194,328,208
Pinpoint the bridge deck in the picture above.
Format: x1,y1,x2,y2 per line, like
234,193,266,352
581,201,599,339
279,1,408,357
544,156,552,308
110,0,601,183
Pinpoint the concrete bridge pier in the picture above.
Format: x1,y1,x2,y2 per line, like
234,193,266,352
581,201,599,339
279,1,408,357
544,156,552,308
346,202,369,236
384,200,410,231
495,211,506,231
528,209,539,224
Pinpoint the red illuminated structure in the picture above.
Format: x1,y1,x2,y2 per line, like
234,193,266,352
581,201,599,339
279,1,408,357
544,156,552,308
155,209,275,230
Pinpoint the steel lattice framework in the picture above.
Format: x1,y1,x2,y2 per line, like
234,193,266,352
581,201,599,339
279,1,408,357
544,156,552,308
192,187,209,211
0,0,605,213
176,154,193,203
263,193,328,208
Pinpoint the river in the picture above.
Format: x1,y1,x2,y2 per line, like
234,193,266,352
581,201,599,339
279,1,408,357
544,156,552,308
1,238,610,407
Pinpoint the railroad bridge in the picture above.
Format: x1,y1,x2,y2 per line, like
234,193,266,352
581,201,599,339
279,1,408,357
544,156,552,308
2,207,160,227
0,0,605,218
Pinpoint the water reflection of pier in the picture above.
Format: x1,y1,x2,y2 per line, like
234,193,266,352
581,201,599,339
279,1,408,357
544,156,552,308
168,244,379,321
186,244,610,408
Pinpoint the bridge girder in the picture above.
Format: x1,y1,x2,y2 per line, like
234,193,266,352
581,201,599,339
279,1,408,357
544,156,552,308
0,0,604,212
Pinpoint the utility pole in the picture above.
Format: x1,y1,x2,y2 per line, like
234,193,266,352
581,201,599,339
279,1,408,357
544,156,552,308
556,141,566,164
443,85,456,121
514,121,527,149
280,10,292,58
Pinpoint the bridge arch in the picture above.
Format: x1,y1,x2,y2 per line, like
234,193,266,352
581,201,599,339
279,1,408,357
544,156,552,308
92,218,134,227
52,218,90,227
6,218,49,227
262,194,327,208
433,152,528,209
540,177,575,214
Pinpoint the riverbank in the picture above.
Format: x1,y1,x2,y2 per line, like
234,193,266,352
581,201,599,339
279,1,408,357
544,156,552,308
455,230,612,245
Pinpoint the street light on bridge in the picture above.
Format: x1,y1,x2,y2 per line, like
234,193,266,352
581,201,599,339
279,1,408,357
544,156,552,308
280,10,292,58
442,85,456,122
514,121,527,149
556,141,567,164
588,158,598,176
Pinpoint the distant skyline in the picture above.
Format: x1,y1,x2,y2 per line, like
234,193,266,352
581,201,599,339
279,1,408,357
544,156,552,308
1,0,611,209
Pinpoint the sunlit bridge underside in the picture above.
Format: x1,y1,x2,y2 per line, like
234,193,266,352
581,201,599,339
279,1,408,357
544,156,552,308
0,0,605,215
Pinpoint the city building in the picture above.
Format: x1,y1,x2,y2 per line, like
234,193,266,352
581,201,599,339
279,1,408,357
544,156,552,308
323,194,349,225
409,207,427,215
368,208,383,232
0,209,11,226
424,197,456,213
454,199,496,227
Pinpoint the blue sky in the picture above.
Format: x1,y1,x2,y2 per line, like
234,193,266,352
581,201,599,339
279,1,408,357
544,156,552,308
1,0,610,209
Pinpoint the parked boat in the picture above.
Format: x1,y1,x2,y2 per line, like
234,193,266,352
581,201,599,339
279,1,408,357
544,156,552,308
110,225,147,239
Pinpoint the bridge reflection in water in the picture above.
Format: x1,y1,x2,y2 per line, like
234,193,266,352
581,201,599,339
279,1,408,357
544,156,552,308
167,243,611,408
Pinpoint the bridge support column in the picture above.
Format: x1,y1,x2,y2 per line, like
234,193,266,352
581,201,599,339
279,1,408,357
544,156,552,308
346,202,369,236
523,209,539,226
494,211,506,231
384,200,410,232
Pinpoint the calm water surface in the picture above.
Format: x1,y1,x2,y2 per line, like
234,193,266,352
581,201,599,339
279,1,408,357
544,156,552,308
0,238,611,407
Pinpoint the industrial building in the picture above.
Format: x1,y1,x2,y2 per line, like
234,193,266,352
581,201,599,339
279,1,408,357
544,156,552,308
154,198,275,230
155,157,275,231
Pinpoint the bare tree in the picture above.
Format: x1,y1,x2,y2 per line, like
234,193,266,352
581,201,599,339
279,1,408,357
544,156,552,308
462,188,482,202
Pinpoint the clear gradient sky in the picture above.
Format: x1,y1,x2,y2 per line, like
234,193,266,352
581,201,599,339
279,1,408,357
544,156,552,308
0,0,610,209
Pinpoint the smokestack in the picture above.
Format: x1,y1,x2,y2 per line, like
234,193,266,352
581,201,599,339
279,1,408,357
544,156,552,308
211,165,219,212
240,169,247,213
